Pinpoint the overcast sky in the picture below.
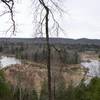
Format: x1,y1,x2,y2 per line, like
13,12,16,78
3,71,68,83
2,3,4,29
0,0,100,39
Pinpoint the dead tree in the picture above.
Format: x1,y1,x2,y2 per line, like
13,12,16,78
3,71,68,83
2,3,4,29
32,0,64,100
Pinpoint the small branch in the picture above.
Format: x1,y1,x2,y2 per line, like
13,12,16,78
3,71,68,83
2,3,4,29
51,44,67,72
49,9,65,36
0,11,10,17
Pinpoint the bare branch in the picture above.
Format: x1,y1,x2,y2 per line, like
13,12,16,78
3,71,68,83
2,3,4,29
1,0,15,35
49,9,65,36
32,1,65,100
32,0,65,37
0,11,10,16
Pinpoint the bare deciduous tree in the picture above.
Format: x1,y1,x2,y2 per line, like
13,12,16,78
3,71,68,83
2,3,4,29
32,0,64,100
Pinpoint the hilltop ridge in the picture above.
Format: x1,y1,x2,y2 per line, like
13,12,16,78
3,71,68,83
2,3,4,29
0,38,100,45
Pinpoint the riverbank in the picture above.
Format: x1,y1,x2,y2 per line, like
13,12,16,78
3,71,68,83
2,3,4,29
0,51,99,93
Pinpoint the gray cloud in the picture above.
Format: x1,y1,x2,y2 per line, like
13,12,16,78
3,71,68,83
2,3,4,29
0,0,100,39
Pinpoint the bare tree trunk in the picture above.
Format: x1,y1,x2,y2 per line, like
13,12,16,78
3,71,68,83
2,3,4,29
34,0,64,100
45,7,52,100
38,0,52,100
19,87,22,100
53,77,56,100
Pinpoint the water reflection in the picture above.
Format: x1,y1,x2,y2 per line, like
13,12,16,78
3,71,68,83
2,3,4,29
0,56,21,68
81,60,100,77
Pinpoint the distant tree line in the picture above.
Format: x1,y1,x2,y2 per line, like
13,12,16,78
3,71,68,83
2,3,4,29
0,42,100,64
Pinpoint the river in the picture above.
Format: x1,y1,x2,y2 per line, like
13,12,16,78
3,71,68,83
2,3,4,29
81,60,100,77
0,56,21,68
0,55,100,79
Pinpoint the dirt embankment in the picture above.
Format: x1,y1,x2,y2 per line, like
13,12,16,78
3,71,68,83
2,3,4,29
3,61,84,93
80,51,99,61
2,52,97,92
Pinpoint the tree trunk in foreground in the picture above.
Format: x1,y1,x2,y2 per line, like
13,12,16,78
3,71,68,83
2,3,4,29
45,7,52,100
